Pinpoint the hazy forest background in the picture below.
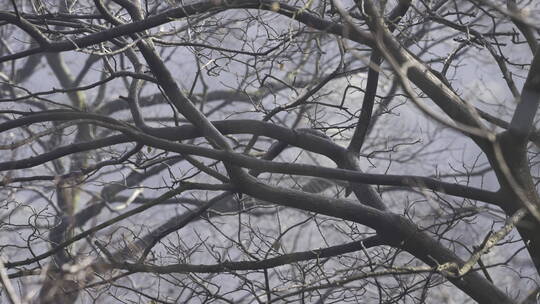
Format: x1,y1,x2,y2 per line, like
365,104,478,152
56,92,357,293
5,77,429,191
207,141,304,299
1,0,540,303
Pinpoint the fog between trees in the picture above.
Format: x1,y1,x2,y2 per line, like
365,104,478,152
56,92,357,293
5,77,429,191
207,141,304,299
0,0,540,303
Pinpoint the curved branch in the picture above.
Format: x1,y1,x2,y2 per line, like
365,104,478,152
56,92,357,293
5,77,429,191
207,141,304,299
0,114,502,205
107,236,383,273
0,0,374,63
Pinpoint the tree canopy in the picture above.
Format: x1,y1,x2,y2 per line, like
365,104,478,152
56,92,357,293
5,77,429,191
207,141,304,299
0,0,539,303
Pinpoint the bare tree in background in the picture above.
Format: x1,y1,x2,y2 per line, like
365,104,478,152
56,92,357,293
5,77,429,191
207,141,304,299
0,0,539,303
